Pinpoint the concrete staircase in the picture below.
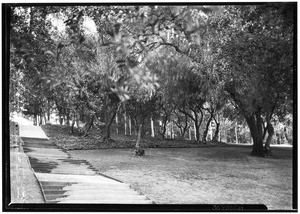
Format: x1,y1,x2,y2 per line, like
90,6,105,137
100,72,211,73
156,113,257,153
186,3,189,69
19,125,153,204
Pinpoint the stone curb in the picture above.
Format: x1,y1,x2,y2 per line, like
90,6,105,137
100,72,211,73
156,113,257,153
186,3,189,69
16,123,46,203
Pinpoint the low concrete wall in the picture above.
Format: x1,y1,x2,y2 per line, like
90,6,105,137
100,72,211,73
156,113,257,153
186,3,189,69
10,147,45,203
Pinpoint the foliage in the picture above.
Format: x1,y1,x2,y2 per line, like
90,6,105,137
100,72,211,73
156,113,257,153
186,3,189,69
9,4,294,156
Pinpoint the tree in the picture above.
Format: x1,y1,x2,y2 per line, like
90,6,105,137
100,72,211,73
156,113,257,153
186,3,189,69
9,4,294,158
125,63,159,155
213,5,294,156
10,6,57,123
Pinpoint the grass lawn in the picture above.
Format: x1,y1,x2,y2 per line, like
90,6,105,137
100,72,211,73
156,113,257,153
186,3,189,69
69,145,293,210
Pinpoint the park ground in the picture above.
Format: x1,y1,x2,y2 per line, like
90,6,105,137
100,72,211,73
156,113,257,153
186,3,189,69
69,146,292,210
40,124,293,210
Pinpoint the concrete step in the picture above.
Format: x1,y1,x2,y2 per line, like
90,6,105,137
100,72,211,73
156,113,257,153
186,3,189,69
41,167,97,171
59,159,91,163
48,199,153,204
31,163,96,168
26,151,69,156
43,186,134,192
46,194,147,201
40,181,77,186
44,193,142,200
19,125,49,139
59,182,129,186
21,137,49,142
42,184,131,190
41,182,129,187
24,148,68,155
23,143,58,149
35,173,125,184
27,154,70,159
49,165,97,169
43,189,138,195
42,171,97,175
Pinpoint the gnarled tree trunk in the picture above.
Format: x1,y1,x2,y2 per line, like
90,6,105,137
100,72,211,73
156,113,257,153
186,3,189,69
71,117,76,134
66,108,70,126
103,103,119,140
128,116,132,135
135,119,145,156
124,112,127,135
181,115,188,138
212,122,220,142
246,112,264,157
202,115,212,143
264,113,274,156
70,112,79,134
84,114,94,137
159,107,168,139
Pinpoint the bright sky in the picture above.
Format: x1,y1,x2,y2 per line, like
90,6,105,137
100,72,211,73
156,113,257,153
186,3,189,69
82,16,98,35
48,13,98,37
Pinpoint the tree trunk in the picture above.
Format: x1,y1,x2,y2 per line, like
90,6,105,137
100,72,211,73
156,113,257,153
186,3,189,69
189,127,192,140
195,123,200,141
264,113,274,156
151,117,155,138
160,108,168,139
212,122,220,142
129,116,132,135
70,112,77,134
235,121,239,144
135,121,145,156
174,112,188,138
115,113,119,134
55,101,63,125
39,113,43,126
136,124,143,149
84,115,94,137
202,115,212,142
44,114,47,125
246,113,264,157
66,109,70,126
71,117,76,134
47,101,50,122
103,104,119,140
58,112,63,125
33,114,37,126
161,118,167,139
182,115,188,137
76,113,80,128
124,112,127,135
134,119,138,135
171,121,174,138
190,110,201,141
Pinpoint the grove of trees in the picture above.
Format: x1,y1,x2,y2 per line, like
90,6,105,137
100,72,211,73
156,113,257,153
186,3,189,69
8,3,294,157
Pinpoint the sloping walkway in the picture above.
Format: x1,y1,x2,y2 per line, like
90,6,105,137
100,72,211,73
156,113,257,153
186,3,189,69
19,124,153,204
